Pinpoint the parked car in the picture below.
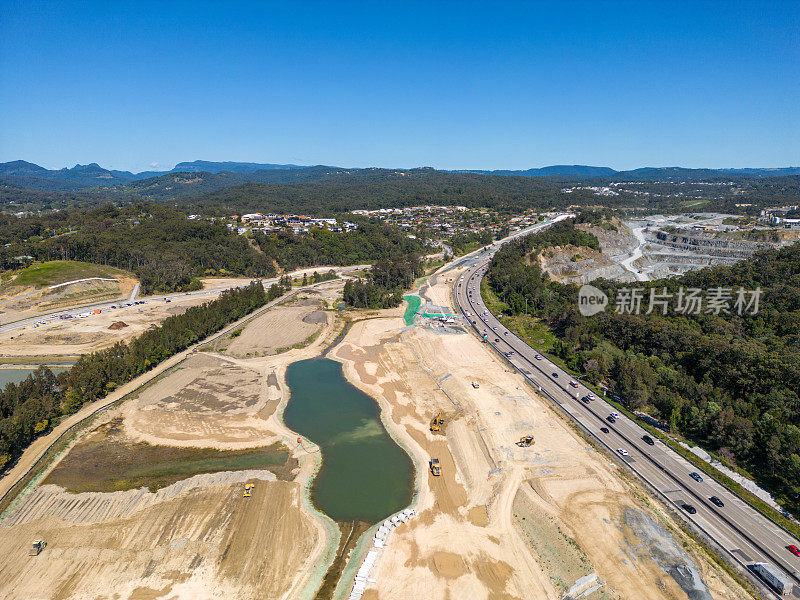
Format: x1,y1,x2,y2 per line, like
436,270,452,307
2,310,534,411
681,503,697,514
709,496,724,508
690,472,703,483
642,435,655,445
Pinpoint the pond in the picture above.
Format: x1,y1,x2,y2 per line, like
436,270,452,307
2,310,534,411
284,358,414,523
0,367,68,388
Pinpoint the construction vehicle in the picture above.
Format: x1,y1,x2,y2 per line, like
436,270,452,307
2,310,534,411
243,483,254,498
430,411,444,432
29,540,46,556
516,435,535,447
429,458,441,476
472,381,480,389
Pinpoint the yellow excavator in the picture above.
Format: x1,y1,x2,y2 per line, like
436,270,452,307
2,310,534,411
516,435,535,447
430,411,445,432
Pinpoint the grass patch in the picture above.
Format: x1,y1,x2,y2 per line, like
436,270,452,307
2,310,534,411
6,260,131,289
496,314,558,353
45,419,295,493
480,278,508,314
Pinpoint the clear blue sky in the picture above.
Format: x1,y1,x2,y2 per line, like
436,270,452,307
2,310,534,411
1,1,798,172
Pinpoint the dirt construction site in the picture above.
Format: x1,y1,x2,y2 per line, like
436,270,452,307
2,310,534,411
0,261,756,600
329,267,751,600
0,283,345,600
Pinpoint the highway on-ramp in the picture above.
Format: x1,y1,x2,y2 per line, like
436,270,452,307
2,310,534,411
452,228,800,598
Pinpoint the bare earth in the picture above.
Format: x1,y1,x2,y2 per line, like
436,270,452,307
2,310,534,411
0,263,753,600
0,280,346,600
330,266,750,600
0,295,211,358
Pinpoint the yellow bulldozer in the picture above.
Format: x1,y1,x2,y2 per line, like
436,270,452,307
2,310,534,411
516,435,535,447
429,458,441,476
430,411,445,432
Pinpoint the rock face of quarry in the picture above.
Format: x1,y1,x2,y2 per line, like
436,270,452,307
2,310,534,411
539,214,800,284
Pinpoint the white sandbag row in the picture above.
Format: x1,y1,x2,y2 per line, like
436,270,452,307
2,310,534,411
348,508,418,599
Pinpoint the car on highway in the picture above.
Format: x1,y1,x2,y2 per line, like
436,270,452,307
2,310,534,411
787,544,800,557
585,393,595,400
681,503,697,514
610,412,619,419
606,415,616,423
642,435,655,445
690,472,703,483
709,496,725,508
569,380,578,388
581,396,590,404
551,372,558,378
495,337,500,342
617,448,628,457
534,354,542,360
600,427,609,433
503,331,508,335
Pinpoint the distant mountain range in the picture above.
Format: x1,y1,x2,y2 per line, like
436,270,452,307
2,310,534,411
1,159,798,194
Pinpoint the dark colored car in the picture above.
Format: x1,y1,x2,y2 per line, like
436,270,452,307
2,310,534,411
787,544,800,557
642,435,655,446
681,503,697,514
600,427,610,433
709,496,724,508
690,472,703,483
552,372,559,378
606,415,616,423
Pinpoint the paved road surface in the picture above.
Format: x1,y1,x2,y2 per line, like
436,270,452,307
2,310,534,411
452,226,800,598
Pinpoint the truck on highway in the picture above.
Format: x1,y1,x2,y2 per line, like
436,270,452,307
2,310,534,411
750,562,793,596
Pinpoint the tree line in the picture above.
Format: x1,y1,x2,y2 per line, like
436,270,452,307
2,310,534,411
0,281,282,471
343,253,424,308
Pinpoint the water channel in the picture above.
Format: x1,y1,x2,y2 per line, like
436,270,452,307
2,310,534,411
284,358,414,523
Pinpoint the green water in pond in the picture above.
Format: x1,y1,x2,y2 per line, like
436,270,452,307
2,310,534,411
284,358,414,523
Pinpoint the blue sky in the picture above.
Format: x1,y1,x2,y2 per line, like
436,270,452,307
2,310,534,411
1,1,798,172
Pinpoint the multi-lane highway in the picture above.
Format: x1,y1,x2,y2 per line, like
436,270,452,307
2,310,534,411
453,232,800,598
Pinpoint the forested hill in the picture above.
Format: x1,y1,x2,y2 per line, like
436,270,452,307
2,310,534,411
0,204,424,293
182,170,570,215
487,223,800,516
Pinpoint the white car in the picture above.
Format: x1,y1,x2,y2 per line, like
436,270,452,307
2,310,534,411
534,354,542,360
610,412,620,419
617,448,628,457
